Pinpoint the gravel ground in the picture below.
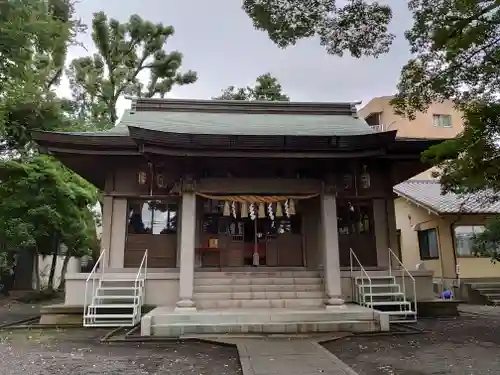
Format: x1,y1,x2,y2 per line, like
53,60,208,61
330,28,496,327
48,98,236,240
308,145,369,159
0,299,41,325
0,328,242,375
324,314,500,375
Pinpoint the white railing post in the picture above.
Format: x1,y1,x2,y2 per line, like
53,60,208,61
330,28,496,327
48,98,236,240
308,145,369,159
388,248,416,316
84,249,107,327
134,249,148,324
388,249,392,278
349,248,373,308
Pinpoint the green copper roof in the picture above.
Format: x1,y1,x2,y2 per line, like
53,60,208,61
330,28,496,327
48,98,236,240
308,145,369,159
108,110,375,136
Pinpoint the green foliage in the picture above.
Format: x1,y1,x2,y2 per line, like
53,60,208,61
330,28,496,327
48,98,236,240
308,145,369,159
243,0,394,57
391,1,500,118
214,73,290,101
67,12,198,128
0,0,81,151
472,217,500,263
0,155,98,274
422,102,500,195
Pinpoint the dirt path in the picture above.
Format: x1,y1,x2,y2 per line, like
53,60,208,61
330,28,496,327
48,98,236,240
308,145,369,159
0,328,241,375
324,315,500,375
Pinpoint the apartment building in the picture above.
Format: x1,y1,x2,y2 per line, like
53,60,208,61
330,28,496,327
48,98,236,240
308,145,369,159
359,96,500,300
358,96,464,139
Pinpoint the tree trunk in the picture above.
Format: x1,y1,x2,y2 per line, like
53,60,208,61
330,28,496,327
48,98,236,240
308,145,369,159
47,236,59,291
33,249,40,292
58,252,71,292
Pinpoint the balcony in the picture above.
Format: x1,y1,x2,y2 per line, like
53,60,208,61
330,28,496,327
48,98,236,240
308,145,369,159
370,124,385,132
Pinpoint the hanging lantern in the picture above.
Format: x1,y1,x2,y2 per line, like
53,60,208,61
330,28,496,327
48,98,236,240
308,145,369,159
231,201,237,218
267,203,274,221
284,200,290,218
241,202,249,218
360,165,371,189
289,199,296,215
137,171,147,185
258,202,265,218
276,202,283,217
223,201,230,216
156,173,165,188
249,203,256,220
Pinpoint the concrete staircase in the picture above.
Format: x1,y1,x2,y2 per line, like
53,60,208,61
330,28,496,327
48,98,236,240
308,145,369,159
144,306,382,337
193,270,325,309
141,269,386,337
469,282,500,305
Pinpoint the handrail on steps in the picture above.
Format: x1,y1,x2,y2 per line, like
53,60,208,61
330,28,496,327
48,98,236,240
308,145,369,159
388,247,417,316
349,248,373,308
84,249,106,325
133,249,148,323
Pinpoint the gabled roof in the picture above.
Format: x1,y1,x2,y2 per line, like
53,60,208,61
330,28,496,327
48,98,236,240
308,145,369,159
32,98,445,159
113,109,374,136
106,97,374,136
393,180,500,215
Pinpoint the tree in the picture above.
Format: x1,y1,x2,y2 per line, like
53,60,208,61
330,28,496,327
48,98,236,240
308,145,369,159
242,0,394,58
67,12,198,129
0,0,83,152
214,73,290,101
0,156,98,290
0,1,98,292
385,2,500,260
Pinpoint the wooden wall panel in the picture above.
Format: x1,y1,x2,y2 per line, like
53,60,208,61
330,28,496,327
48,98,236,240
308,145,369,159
276,233,304,266
124,234,177,268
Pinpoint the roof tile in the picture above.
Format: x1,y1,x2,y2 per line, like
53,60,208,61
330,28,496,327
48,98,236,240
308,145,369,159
393,180,500,214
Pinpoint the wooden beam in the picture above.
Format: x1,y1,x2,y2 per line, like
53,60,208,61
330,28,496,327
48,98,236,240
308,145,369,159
48,147,141,156
142,145,386,159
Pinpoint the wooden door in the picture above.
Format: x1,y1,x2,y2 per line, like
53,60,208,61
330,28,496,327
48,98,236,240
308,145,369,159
337,200,377,267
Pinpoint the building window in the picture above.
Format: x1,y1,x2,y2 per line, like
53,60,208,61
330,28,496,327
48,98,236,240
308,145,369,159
453,225,485,257
127,200,178,235
418,228,439,259
433,114,452,128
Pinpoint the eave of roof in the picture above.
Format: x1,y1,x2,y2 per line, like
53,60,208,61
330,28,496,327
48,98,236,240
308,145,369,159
393,180,500,215
127,125,397,152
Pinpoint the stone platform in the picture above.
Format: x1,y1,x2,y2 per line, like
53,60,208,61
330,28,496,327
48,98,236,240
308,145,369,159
141,304,388,337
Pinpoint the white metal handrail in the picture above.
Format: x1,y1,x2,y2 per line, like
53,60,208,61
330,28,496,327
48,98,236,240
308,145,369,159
349,248,373,307
133,249,148,324
84,249,106,326
388,247,417,316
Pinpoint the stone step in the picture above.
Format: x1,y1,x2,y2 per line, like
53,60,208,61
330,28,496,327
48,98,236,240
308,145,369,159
483,293,500,299
471,283,500,289
477,288,500,294
151,309,376,325
195,298,324,309
194,277,322,286
194,271,321,278
194,283,323,293
152,320,378,337
194,291,325,300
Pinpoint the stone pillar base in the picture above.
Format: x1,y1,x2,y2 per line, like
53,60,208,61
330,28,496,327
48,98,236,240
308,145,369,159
175,299,197,312
325,297,345,307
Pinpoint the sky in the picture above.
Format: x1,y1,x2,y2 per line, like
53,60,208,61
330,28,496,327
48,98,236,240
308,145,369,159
57,0,414,118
